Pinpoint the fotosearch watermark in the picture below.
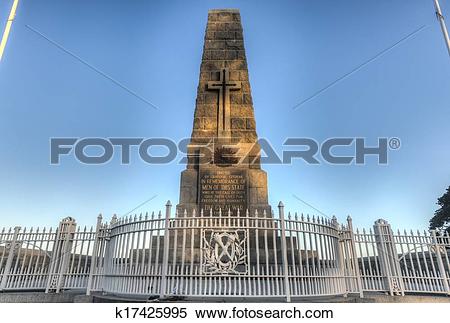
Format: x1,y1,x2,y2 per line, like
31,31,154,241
50,137,401,165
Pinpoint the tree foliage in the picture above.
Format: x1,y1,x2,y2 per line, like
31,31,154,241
429,186,450,234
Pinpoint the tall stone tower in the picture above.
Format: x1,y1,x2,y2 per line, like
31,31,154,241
178,9,270,216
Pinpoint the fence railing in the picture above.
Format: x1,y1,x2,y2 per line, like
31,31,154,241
0,201,449,301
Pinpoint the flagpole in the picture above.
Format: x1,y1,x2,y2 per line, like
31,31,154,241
0,0,19,61
433,0,450,56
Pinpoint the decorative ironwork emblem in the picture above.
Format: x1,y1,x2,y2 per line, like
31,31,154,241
202,230,247,275
430,245,446,254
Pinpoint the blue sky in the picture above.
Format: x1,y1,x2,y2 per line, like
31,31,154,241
0,0,449,231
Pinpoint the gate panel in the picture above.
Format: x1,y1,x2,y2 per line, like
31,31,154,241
0,226,55,291
394,230,450,294
164,210,287,298
102,212,166,295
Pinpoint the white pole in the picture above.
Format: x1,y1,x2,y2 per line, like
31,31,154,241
160,201,172,298
0,0,19,61
433,0,450,56
278,201,291,302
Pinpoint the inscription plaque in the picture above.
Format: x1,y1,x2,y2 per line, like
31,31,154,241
199,169,248,213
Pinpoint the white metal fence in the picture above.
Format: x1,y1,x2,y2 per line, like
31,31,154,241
0,202,449,301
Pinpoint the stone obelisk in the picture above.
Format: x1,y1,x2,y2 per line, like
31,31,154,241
177,9,270,216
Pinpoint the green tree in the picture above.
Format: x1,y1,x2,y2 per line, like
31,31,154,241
429,186,450,234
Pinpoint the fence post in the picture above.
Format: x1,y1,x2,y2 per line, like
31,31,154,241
46,217,77,293
346,216,364,298
0,226,21,291
431,230,450,295
333,216,347,296
278,201,291,302
160,201,172,298
102,214,117,293
86,214,103,296
373,219,404,296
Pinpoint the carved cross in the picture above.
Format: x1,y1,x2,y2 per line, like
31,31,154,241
207,68,241,138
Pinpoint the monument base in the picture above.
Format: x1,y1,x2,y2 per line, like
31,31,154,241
177,166,271,217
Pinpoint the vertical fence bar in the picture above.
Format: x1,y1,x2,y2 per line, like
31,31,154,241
86,214,103,296
346,216,364,298
334,217,347,295
0,226,21,290
160,201,172,298
278,202,291,302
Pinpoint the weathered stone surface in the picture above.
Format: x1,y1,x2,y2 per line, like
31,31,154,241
230,92,243,104
230,105,254,117
248,169,267,188
178,9,270,215
231,118,245,129
246,118,256,129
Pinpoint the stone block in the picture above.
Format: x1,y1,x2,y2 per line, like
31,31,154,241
225,50,237,60
217,12,233,22
215,31,235,40
229,70,240,80
249,187,268,205
180,188,196,204
231,118,245,129
226,40,244,49
179,169,199,204
191,129,215,139
228,22,242,30
243,93,253,104
197,84,207,93
180,169,198,188
232,130,257,142
196,104,216,117
246,118,255,129
230,92,243,104
241,82,251,92
193,117,201,129
231,105,253,117
248,156,261,168
196,94,205,104
199,71,210,81
239,71,249,81
225,60,247,70
249,188,258,205
248,169,267,188
201,60,225,70
257,187,268,204
206,22,218,31
236,50,246,60
209,70,219,81
204,40,226,50
204,92,217,104
211,50,226,60
203,117,216,130
210,22,241,31
202,50,211,60
208,12,219,22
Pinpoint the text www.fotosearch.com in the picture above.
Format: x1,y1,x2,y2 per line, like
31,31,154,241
114,306,334,320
